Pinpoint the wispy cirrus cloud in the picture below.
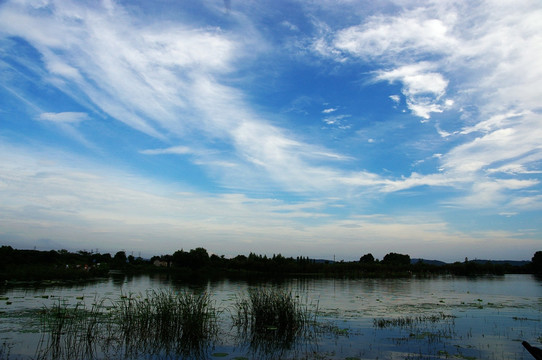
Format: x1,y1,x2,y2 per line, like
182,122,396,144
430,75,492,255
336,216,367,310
38,112,90,124
140,146,193,156
310,0,542,209
0,0,363,194
0,0,541,261
322,108,337,114
1,0,540,209
35,111,94,147
2,142,536,261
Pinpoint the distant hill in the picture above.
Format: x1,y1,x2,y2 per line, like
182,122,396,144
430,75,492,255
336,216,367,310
411,258,530,267
469,259,530,267
312,259,336,264
411,258,447,266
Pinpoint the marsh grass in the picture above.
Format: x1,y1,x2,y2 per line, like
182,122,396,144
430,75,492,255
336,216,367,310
374,312,456,329
116,290,218,356
375,312,458,358
36,290,218,360
232,287,318,358
35,298,104,359
233,287,314,334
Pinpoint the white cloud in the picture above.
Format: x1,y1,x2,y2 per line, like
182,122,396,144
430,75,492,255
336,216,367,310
487,164,542,175
0,0,366,194
375,63,448,120
450,179,539,209
332,14,456,60
1,0,541,213
377,64,447,98
5,142,534,261
322,114,350,126
38,112,89,124
0,0,238,140
379,172,462,193
442,113,542,176
314,9,458,120
140,146,193,156
310,0,542,209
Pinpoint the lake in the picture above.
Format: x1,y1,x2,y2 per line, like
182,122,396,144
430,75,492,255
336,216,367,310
1,274,541,359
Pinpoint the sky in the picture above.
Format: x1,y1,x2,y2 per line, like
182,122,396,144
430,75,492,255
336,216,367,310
0,0,541,262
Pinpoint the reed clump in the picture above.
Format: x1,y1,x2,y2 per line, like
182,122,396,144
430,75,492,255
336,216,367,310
233,287,313,335
37,290,217,359
37,298,105,360
232,287,318,359
117,290,217,354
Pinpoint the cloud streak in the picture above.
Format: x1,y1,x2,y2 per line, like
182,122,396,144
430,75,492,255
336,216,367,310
0,0,378,196
38,112,90,124
311,0,542,209
0,0,541,260
0,142,536,261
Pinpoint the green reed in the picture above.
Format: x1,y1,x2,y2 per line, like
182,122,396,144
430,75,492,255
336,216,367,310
232,287,319,359
36,290,217,360
37,298,106,360
233,287,315,335
116,290,217,354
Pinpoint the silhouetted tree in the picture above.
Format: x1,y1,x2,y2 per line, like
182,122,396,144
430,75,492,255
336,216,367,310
172,248,210,269
532,251,542,274
382,252,410,266
172,249,189,267
113,251,127,268
189,247,210,269
359,253,375,264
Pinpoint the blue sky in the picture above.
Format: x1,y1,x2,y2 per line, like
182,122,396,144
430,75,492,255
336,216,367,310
0,0,541,262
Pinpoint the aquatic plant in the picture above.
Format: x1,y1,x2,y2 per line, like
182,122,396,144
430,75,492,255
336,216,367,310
373,312,456,329
233,287,313,335
231,287,319,359
37,298,106,360
116,290,218,354
35,290,218,360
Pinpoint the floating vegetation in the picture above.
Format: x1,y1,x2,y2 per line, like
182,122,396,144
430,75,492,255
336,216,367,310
512,316,540,322
374,313,456,329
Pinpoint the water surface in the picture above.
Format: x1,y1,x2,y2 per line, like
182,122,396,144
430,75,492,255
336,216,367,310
1,274,540,359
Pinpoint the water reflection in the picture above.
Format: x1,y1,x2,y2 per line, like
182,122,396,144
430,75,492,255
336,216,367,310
1,274,541,359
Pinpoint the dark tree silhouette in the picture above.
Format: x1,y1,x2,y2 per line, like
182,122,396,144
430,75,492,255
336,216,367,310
532,251,542,274
360,253,375,264
382,252,410,266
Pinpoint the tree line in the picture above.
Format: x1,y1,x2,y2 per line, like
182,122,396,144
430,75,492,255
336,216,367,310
1,245,541,282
